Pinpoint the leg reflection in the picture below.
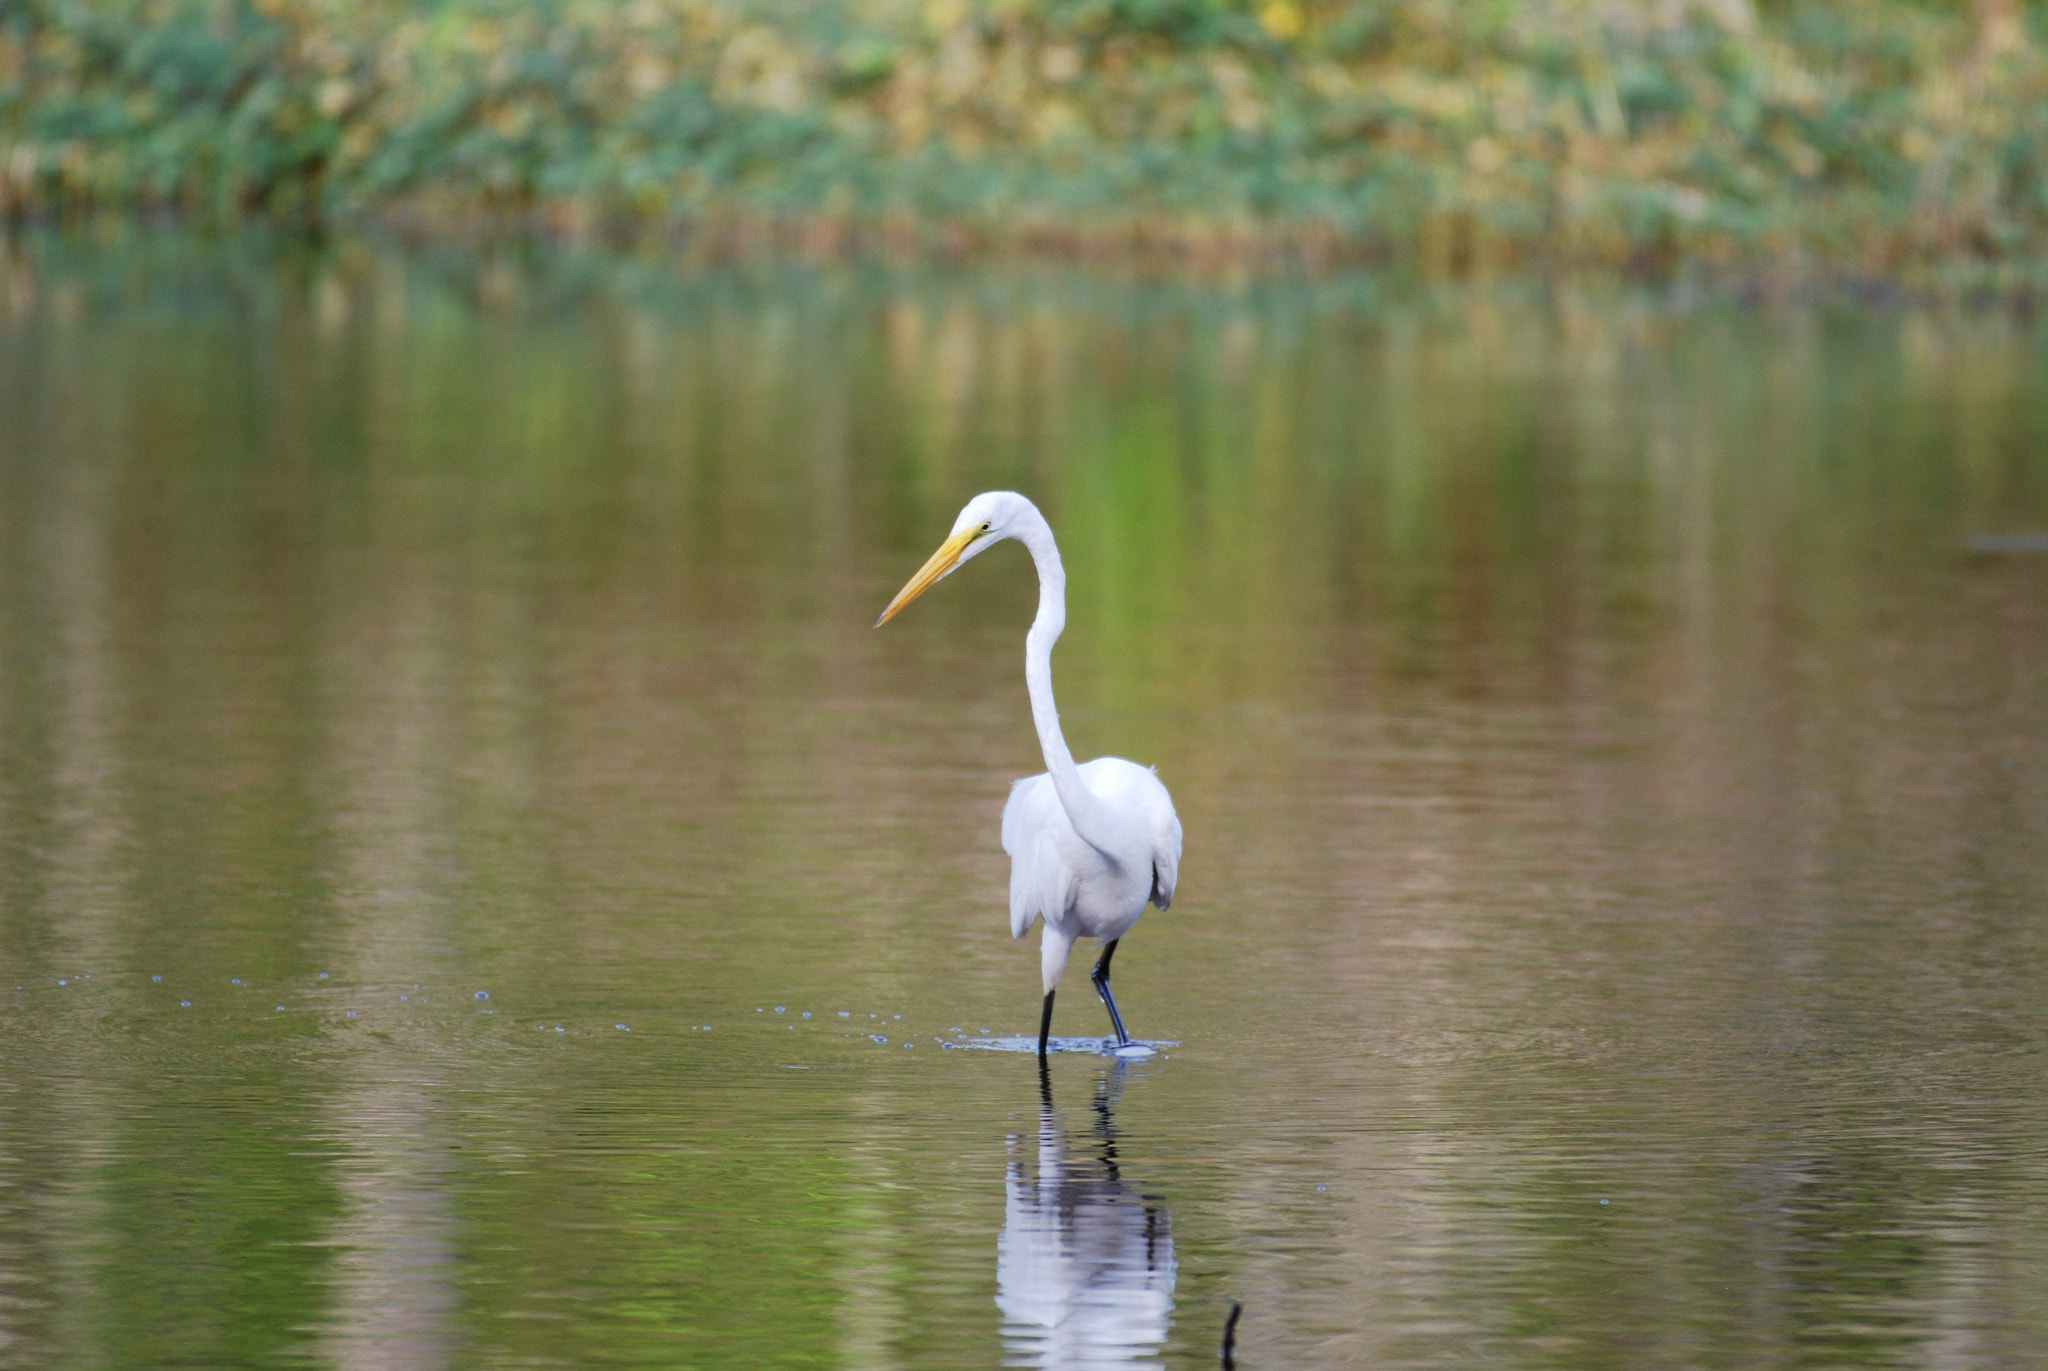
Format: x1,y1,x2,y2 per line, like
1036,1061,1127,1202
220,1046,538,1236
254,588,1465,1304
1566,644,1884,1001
997,1066,1175,1368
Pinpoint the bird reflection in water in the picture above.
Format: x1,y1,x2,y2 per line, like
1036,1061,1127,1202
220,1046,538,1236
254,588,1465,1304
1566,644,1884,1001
998,1064,1175,1368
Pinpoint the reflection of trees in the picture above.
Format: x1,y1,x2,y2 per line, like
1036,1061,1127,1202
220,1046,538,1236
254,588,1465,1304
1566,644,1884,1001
998,1067,1174,1369
313,483,465,1371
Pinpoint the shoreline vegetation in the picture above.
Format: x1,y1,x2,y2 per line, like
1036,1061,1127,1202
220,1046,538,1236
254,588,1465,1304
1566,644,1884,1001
1,0,2045,279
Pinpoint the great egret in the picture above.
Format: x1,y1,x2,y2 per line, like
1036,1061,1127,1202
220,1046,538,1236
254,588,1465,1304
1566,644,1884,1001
877,492,1183,1058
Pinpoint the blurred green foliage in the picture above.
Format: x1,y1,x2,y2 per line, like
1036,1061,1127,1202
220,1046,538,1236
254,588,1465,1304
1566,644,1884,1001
1,0,2044,267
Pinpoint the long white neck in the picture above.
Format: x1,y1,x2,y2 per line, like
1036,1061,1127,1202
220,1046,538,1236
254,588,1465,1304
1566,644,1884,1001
1015,506,1116,854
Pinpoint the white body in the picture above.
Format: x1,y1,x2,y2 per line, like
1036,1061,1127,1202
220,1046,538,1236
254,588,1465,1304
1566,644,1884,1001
1004,758,1179,995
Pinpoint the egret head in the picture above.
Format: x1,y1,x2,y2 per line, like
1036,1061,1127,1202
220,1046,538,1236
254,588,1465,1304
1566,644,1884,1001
875,491,1033,627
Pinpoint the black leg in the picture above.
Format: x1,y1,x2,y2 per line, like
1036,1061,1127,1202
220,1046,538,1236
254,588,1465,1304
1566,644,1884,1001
1091,938,1131,1046
1038,989,1055,1059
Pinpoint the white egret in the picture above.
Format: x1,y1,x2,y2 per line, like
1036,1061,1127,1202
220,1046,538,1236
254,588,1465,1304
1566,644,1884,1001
877,492,1182,1058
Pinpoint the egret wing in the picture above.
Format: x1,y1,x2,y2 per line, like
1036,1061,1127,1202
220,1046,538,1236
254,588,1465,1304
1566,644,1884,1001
1003,773,1074,939
1149,801,1182,910
1062,757,1183,914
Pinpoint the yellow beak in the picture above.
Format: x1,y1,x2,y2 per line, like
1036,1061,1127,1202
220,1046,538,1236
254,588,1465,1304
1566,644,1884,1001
875,528,979,626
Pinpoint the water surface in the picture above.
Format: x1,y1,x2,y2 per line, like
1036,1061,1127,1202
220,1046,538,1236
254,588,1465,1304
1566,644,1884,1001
2,244,2046,1368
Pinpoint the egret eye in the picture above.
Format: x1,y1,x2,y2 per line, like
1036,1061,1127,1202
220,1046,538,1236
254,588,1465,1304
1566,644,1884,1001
980,521,991,533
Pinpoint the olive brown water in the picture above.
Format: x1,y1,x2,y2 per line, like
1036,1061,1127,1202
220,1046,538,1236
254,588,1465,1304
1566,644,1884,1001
2,247,2045,1368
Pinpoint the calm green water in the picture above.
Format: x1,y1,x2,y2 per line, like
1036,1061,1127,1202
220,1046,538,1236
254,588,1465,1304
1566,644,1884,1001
2,244,2046,1369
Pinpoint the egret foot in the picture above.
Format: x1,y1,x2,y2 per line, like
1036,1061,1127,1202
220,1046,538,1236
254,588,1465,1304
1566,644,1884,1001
1091,938,1131,1047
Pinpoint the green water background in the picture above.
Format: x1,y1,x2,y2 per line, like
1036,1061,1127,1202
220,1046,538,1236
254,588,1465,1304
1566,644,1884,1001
1,239,2046,1367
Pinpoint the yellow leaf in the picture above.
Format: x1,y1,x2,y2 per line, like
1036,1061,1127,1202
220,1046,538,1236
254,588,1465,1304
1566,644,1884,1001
1259,0,1303,42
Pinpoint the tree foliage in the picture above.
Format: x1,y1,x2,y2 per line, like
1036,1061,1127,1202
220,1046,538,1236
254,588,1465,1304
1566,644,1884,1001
1,0,2043,265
